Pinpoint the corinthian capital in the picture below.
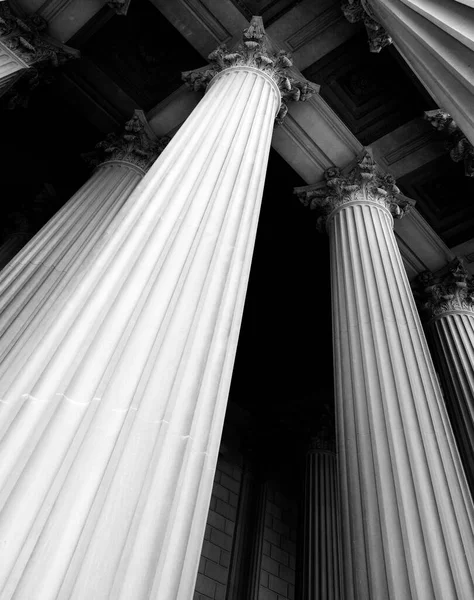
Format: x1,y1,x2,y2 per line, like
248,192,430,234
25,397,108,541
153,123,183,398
182,16,317,125
295,151,414,230
341,0,392,53
0,3,79,108
86,110,169,172
419,259,474,319
424,109,474,178
0,4,78,67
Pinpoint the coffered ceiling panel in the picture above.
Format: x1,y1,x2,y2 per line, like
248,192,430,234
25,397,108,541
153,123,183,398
303,33,434,145
398,155,474,248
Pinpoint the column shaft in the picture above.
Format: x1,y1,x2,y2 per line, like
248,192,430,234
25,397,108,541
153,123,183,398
0,66,279,600
430,313,474,493
369,0,474,146
302,442,341,600
331,197,474,599
0,161,144,352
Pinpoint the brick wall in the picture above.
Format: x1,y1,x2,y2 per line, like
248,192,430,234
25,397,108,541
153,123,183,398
194,454,243,600
258,483,298,600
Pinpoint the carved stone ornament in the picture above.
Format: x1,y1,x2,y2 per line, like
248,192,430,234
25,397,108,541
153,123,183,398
0,3,79,108
107,0,132,16
341,0,392,53
424,109,474,178
295,151,415,230
84,110,169,171
309,432,336,454
419,259,474,319
181,16,317,125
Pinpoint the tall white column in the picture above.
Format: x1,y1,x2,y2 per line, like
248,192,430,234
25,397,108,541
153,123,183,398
0,109,165,349
0,17,315,600
420,260,474,496
296,152,474,599
302,434,341,600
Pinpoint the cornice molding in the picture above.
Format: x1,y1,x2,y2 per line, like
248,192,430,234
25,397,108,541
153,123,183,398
424,109,474,178
182,16,317,125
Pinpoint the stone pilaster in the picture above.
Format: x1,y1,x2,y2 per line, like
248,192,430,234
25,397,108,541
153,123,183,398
302,433,341,600
0,3,78,107
419,260,474,496
341,0,392,53
296,151,474,599
425,109,474,177
0,18,316,600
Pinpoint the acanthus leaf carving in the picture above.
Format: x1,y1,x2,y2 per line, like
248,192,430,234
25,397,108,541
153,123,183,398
424,109,474,178
84,110,170,172
295,151,414,230
106,0,132,16
181,16,317,125
419,259,474,319
341,0,392,53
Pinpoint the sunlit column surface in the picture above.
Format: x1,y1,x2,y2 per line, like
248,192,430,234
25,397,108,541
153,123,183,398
0,17,315,600
296,152,474,599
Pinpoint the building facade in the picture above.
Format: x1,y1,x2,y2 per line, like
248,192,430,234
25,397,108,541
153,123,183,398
1,1,474,598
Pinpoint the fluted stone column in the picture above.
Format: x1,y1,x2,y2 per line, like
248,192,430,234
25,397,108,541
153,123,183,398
0,18,315,600
0,110,165,348
0,3,78,106
295,152,474,599
302,434,341,600
419,260,474,496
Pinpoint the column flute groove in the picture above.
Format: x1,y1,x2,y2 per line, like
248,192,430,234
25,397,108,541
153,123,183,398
302,433,342,600
0,17,316,600
296,152,474,600
420,261,474,496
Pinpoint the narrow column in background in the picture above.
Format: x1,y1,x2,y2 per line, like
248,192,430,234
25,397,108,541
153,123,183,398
419,259,474,496
295,152,474,599
302,432,341,600
0,109,166,348
0,17,315,600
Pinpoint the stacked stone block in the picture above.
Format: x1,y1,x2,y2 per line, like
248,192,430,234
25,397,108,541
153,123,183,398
258,485,298,600
194,455,242,600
